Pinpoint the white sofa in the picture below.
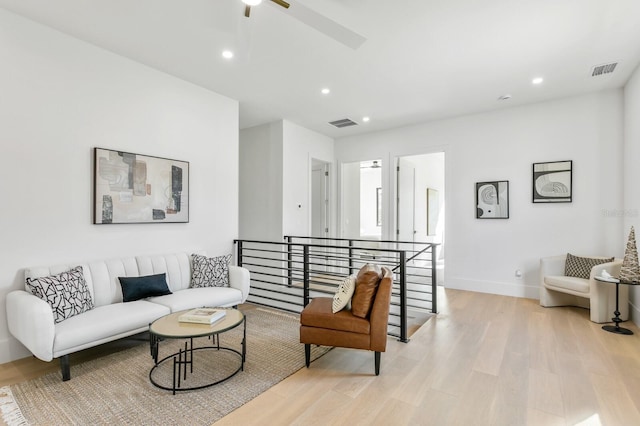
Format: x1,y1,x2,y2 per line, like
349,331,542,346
6,252,250,381
539,255,627,323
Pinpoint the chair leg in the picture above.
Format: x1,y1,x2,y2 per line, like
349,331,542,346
305,344,311,368
374,351,381,376
60,355,70,381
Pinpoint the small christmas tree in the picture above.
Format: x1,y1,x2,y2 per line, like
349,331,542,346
619,226,640,282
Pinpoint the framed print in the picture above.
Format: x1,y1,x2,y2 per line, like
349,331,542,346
94,148,189,224
476,181,509,219
532,160,572,203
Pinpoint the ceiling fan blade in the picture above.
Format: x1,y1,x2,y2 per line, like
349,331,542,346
268,2,366,50
270,0,290,8
244,5,251,17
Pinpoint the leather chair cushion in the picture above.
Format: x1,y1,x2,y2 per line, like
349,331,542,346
301,297,370,334
351,271,381,318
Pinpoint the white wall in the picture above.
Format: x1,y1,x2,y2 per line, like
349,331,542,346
336,91,624,299
240,120,334,241
282,120,335,237
239,122,284,241
624,64,640,325
0,9,239,362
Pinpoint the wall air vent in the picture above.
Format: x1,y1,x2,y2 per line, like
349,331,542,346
329,118,358,128
591,62,618,77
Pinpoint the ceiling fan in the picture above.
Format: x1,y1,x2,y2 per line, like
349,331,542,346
238,0,367,50
242,0,289,18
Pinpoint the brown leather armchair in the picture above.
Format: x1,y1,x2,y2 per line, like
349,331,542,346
300,267,393,375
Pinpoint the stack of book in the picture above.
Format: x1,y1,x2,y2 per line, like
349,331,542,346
178,308,226,324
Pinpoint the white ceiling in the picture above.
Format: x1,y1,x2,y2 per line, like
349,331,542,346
2,0,639,139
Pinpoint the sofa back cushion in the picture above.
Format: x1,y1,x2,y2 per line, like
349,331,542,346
25,252,194,307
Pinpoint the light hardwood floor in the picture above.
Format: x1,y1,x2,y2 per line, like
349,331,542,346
216,289,640,426
2,288,640,425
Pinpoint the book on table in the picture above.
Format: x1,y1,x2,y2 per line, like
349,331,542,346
178,308,226,324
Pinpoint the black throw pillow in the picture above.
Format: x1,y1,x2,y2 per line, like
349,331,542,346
118,273,172,302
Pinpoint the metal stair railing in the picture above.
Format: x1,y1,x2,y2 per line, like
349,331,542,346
234,237,439,342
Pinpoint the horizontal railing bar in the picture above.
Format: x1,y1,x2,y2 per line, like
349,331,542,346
284,235,440,247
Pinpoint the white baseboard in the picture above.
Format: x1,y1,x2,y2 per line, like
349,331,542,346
446,277,539,299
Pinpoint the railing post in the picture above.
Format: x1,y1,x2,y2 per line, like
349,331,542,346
285,236,293,288
431,244,438,314
399,250,409,343
348,239,354,275
236,240,243,267
303,245,310,307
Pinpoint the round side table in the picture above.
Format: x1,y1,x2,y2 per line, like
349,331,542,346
595,276,637,335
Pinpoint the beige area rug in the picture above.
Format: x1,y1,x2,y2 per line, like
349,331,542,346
0,307,330,425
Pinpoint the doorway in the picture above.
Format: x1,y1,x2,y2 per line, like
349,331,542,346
311,159,330,238
396,152,445,284
340,159,383,240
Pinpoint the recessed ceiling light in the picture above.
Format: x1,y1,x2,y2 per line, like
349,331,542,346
532,77,544,85
242,0,262,6
498,94,512,101
321,88,330,95
362,116,370,122
222,50,234,59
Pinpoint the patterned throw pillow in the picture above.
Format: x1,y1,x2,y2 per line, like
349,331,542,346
332,274,357,313
565,253,614,279
190,254,232,288
26,266,94,323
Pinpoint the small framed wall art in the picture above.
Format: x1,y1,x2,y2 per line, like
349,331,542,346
476,181,509,219
94,148,189,224
532,160,572,203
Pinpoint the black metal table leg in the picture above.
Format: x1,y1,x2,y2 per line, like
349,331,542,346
602,282,633,335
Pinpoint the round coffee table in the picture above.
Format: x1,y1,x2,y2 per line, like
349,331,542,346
149,308,246,394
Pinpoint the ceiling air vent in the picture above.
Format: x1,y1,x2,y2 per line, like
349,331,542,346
329,118,358,128
591,62,618,77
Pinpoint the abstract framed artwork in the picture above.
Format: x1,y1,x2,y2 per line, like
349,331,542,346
532,160,572,203
476,181,509,219
93,148,189,224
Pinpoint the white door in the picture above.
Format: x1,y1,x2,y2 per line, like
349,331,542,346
397,157,416,243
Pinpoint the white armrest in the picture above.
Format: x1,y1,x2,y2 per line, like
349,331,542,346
6,290,55,361
229,266,250,304
589,260,622,280
540,255,567,279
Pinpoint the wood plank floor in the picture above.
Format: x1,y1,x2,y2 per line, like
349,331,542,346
216,289,640,426
2,288,640,425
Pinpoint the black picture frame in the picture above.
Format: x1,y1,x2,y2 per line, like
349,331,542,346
532,160,572,203
476,181,509,219
93,147,189,224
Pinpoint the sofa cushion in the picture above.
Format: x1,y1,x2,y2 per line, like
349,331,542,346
332,274,357,313
191,254,232,288
53,300,170,355
148,287,243,312
351,270,381,318
544,275,590,294
301,297,370,334
565,253,614,279
25,266,94,323
118,273,172,302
